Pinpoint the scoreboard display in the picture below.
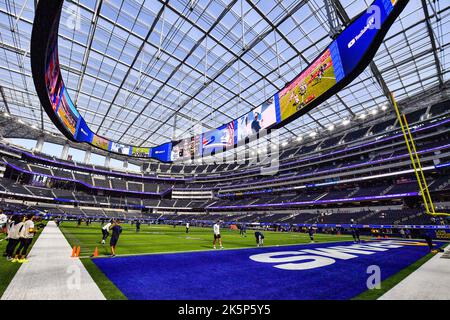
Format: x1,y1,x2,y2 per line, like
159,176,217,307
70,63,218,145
31,0,408,162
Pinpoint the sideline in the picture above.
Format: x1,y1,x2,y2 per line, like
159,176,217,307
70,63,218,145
379,245,450,300
1,221,105,300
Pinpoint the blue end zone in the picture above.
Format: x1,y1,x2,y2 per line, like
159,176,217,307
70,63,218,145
93,240,445,300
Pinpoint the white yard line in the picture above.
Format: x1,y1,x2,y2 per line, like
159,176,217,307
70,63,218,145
1,221,105,300
379,246,450,300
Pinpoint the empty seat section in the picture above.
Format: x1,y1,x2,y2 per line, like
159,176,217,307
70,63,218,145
128,182,143,192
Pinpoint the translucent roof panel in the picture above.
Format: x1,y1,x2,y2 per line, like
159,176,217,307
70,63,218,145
0,0,448,148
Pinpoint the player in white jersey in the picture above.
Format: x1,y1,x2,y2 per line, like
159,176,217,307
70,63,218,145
0,209,7,233
101,221,112,245
213,221,223,249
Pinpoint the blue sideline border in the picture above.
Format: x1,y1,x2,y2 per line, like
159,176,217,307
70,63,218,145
93,240,445,300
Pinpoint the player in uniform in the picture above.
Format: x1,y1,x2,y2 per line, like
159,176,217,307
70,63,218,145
213,221,223,249
315,63,326,84
308,226,315,243
296,82,308,110
186,221,190,234
110,220,122,257
255,231,264,247
101,220,112,245
136,220,141,233
239,223,247,237
350,219,361,243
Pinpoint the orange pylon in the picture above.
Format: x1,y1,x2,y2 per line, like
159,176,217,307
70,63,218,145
71,246,77,257
92,247,98,257
75,246,81,257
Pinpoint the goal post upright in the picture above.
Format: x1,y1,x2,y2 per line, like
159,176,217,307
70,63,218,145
391,92,450,217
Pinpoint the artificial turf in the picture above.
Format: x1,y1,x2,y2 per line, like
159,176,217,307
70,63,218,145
58,221,357,299
58,222,356,257
58,222,446,300
0,221,47,297
353,242,450,300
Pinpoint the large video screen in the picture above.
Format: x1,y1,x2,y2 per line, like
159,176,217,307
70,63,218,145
171,136,201,162
278,49,341,121
34,0,406,162
201,121,237,156
236,98,278,141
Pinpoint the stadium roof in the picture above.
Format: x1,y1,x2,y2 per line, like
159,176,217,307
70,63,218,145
0,0,448,149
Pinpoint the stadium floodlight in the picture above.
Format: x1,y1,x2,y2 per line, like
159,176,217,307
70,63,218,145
4,112,10,117
296,136,303,142
342,119,350,126
327,125,335,131
359,113,367,120
381,105,388,111
371,108,378,115
281,141,288,147
309,131,317,137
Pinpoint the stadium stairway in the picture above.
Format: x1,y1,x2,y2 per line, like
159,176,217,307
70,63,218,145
1,221,105,300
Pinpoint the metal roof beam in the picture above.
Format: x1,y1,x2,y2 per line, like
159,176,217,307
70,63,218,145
96,0,167,131
421,0,445,88
137,0,314,144
0,86,11,114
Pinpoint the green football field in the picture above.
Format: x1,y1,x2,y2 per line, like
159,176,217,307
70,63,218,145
58,222,360,300
58,222,446,300
1,222,445,300
58,222,357,257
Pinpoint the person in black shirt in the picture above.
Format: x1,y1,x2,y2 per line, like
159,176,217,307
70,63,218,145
350,219,360,243
308,227,315,243
421,229,444,253
351,227,361,243
135,220,141,233
240,224,247,237
110,220,122,257
255,231,264,247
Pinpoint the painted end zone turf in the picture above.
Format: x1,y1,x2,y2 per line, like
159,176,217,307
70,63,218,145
93,240,445,300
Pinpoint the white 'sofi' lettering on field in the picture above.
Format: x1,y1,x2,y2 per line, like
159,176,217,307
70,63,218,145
249,241,416,271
